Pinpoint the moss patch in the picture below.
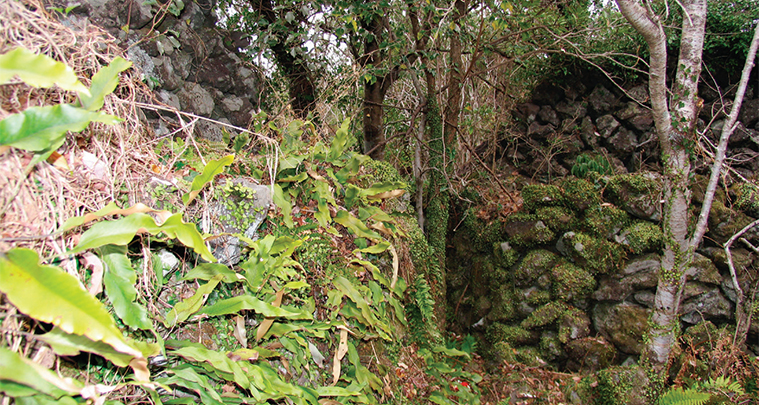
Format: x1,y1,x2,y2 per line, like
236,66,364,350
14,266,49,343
620,220,663,255
551,262,596,302
521,301,568,330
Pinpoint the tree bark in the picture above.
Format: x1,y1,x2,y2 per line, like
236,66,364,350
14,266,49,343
615,0,707,373
251,0,317,119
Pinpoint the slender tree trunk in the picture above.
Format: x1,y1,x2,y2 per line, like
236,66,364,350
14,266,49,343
360,14,387,160
251,0,317,119
615,0,707,373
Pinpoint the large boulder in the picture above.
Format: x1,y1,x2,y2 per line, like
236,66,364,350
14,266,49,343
593,302,650,354
565,336,617,372
680,289,734,324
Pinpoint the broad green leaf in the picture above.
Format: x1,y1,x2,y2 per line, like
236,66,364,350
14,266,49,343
0,249,145,363
60,202,170,231
363,181,406,200
37,326,136,367
278,171,307,183
169,344,251,390
80,57,132,111
182,155,234,205
432,346,471,360
15,394,79,405
0,104,121,152
272,184,294,228
99,245,153,330
197,295,311,319
327,119,352,162
161,367,224,405
68,213,215,262
344,184,361,209
269,236,303,256
333,276,390,338
358,206,394,223
164,274,223,327
0,347,82,398
334,211,381,240
353,241,390,254
183,263,241,283
0,47,90,95
316,386,360,397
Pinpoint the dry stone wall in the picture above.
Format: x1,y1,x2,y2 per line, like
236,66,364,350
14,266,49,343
56,0,260,139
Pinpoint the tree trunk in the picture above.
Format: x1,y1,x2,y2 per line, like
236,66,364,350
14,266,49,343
251,0,317,119
615,0,707,374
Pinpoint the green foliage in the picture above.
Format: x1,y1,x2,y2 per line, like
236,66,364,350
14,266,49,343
521,184,565,212
521,301,568,330
571,154,613,179
0,48,129,164
486,323,531,345
657,376,746,405
584,204,631,237
622,221,664,255
182,155,234,205
551,262,596,302
0,249,150,378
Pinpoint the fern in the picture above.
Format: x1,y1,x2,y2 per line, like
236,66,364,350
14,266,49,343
657,387,710,405
701,376,745,396
414,274,436,323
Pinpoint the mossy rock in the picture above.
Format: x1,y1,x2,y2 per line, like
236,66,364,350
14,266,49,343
515,346,547,367
492,242,519,273
523,288,552,306
521,184,566,212
514,249,561,286
616,220,663,255
539,333,566,362
605,172,663,221
492,341,517,363
557,232,625,274
536,206,578,233
565,337,617,372
732,182,759,216
708,199,757,244
583,204,630,238
462,208,507,250
521,301,567,330
490,286,517,322
593,366,649,405
559,177,601,211
551,262,596,302
486,323,532,345
504,213,556,248
558,307,591,343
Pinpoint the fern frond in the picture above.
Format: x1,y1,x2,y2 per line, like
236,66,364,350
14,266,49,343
657,387,710,405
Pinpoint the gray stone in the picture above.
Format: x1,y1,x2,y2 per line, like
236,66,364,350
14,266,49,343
685,253,722,285
606,127,637,154
596,114,620,138
154,57,182,91
555,100,587,119
155,249,180,277
622,253,661,275
538,105,561,126
527,121,555,137
210,179,272,265
588,86,619,114
579,116,599,149
177,82,215,116
681,290,734,324
564,337,617,372
593,302,650,354
156,90,181,110
739,98,759,128
633,290,655,307
221,96,245,113
628,84,649,104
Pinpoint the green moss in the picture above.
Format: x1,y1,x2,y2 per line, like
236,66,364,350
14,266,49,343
558,307,589,344
521,184,565,212
521,301,567,330
515,346,545,367
734,182,759,214
551,262,596,302
524,289,551,306
539,334,564,361
492,341,516,363
490,286,517,321
607,172,661,196
514,249,560,286
486,323,532,345
492,242,519,275
593,366,648,405
583,205,630,237
505,213,556,248
559,177,601,211
622,220,664,255
567,232,625,274
536,206,577,233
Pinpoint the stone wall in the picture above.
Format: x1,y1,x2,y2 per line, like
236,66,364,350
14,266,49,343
449,74,759,370
504,75,759,180
57,0,260,140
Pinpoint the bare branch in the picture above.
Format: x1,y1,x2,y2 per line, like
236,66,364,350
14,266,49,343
690,23,759,249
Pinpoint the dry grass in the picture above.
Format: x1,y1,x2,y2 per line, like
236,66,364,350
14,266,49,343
0,0,159,260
